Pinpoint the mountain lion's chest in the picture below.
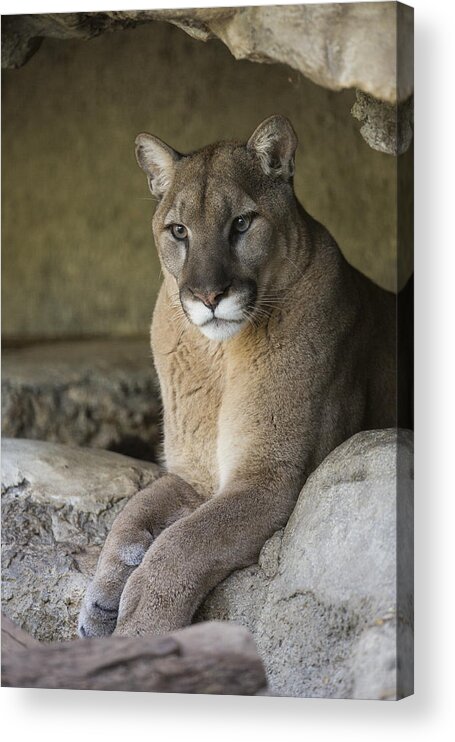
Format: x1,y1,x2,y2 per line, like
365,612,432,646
154,328,226,497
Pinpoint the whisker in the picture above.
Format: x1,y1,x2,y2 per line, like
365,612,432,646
168,290,181,301
242,307,261,331
285,255,305,279
252,307,271,319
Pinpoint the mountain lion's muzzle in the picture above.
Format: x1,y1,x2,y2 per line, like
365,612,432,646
179,280,257,341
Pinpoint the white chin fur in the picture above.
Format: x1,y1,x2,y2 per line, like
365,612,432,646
182,294,248,340
184,294,245,327
185,300,213,327
198,319,246,341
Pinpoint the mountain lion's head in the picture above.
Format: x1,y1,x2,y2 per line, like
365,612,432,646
136,115,299,341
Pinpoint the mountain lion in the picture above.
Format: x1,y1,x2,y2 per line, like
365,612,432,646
78,115,398,638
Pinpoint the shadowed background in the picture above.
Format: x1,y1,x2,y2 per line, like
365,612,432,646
2,20,408,342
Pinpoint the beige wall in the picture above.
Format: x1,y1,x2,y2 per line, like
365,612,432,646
2,20,404,341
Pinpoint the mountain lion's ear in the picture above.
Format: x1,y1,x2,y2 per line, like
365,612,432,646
135,133,182,198
247,115,298,180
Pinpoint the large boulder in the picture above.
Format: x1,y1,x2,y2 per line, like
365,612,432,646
1,429,413,698
197,428,414,699
1,339,161,461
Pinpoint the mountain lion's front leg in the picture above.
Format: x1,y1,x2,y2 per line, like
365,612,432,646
78,474,206,637
114,474,300,636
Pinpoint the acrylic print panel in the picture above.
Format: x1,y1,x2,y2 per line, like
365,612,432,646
1,2,414,699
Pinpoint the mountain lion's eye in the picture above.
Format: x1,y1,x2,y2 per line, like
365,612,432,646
232,215,251,233
171,224,188,240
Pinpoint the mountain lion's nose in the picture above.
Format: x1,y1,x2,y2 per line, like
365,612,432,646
191,286,230,311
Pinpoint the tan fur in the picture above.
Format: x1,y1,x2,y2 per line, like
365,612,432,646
78,116,400,638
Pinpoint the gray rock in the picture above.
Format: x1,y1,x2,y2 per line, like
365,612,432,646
1,6,412,103
1,430,413,699
1,5,413,154
1,339,161,461
197,429,414,699
351,91,414,156
1,438,159,641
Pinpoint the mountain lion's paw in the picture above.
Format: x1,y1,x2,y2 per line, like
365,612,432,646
78,582,119,638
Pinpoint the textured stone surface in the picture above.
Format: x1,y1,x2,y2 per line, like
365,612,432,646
197,429,414,699
2,617,267,695
1,438,159,641
1,429,413,698
1,339,161,461
352,90,414,156
1,5,413,159
1,5,413,103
